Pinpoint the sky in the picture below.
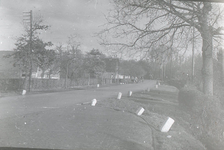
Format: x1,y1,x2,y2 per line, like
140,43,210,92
0,0,111,52
1,0,224,58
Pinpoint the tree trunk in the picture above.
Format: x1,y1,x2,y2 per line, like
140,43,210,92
202,34,213,96
28,67,32,92
65,63,69,89
200,2,213,96
218,49,224,85
221,49,224,84
23,71,29,91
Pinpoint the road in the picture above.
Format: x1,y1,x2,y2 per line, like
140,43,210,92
0,80,156,150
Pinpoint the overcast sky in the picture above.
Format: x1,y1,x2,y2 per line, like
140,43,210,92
0,0,111,52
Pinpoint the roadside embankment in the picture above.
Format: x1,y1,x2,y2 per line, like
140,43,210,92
96,84,206,150
178,85,224,150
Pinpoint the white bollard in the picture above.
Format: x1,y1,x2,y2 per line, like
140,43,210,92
161,117,175,132
155,85,158,88
22,90,26,95
117,92,122,99
91,99,97,106
128,91,132,97
147,88,150,92
97,84,100,88
136,107,145,116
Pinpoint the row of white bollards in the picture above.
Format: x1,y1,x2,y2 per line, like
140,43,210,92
90,84,174,133
117,91,145,116
114,88,174,132
118,91,133,99
21,83,174,132
91,91,132,106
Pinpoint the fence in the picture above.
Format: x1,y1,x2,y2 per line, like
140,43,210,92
31,78,98,91
0,78,23,92
0,77,113,92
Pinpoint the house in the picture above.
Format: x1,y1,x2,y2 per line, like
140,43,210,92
0,51,60,79
32,66,60,79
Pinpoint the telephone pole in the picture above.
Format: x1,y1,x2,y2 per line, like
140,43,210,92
23,10,33,92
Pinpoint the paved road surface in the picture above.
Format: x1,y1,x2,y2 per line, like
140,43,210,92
0,80,155,119
0,80,156,150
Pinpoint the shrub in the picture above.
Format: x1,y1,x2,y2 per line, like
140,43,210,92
178,85,224,146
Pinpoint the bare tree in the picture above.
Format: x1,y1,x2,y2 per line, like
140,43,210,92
99,0,224,95
56,35,82,88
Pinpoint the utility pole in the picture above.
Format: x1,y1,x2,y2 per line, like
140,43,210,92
111,51,118,83
23,10,33,92
114,56,119,83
